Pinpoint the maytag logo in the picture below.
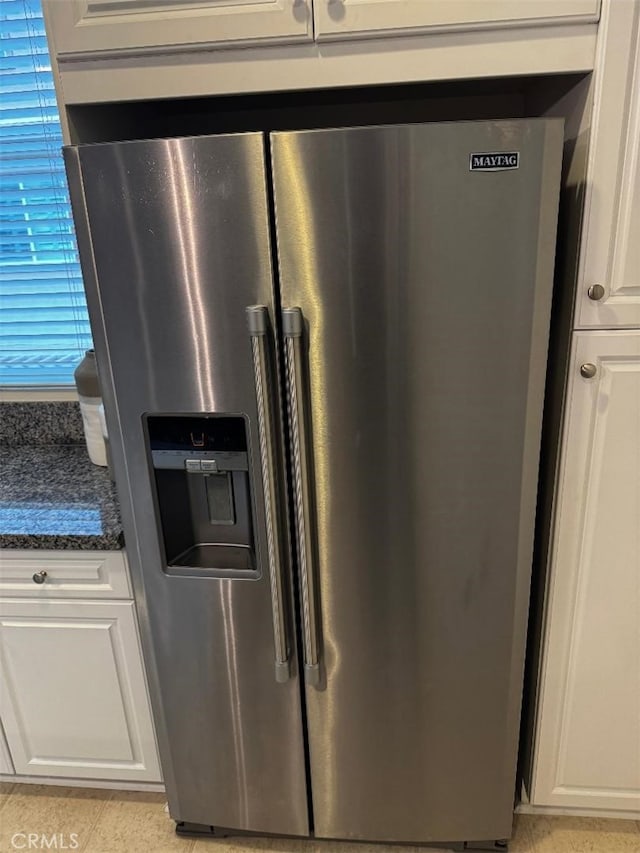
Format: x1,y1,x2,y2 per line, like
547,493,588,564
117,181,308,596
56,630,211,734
470,152,520,171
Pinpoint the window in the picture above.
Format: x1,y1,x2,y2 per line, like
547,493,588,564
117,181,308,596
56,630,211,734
0,0,92,386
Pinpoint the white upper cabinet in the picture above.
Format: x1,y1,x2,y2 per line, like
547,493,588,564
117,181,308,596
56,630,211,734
44,0,313,58
531,331,640,812
576,0,640,328
313,0,600,42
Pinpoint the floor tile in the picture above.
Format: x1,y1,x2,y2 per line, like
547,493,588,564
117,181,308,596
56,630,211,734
509,814,536,852
0,784,14,814
0,784,110,853
516,814,640,852
2,786,637,853
84,791,194,853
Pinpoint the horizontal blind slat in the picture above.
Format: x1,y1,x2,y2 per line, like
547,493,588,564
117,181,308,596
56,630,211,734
1,267,84,278
1,178,69,191
0,307,93,321
1,144,64,158
1,294,87,308
0,219,75,233
0,1,44,19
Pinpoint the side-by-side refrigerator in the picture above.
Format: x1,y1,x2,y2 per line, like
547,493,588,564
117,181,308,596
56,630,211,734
65,118,563,849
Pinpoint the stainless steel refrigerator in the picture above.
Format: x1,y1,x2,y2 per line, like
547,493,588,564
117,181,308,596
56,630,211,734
65,118,563,850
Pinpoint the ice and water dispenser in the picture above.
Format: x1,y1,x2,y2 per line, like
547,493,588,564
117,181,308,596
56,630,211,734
146,415,256,575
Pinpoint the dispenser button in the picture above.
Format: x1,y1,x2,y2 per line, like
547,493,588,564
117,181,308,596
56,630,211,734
201,460,218,473
185,459,202,472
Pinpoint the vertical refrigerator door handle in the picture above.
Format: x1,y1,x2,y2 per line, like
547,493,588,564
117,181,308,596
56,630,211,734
282,307,321,688
247,306,290,684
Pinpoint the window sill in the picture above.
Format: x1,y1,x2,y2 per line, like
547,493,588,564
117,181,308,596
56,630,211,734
0,388,78,403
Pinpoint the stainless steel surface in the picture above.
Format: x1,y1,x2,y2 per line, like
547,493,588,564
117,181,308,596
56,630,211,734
64,134,308,836
247,305,290,683
580,362,598,378
271,119,563,843
282,307,321,688
31,571,46,584
587,284,605,301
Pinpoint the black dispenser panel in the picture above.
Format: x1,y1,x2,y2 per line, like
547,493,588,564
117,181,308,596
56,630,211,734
145,415,257,577
148,415,248,470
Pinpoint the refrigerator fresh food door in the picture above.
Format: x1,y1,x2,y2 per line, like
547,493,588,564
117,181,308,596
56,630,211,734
271,119,563,844
65,134,309,836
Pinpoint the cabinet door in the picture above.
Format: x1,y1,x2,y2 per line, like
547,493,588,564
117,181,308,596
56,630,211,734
313,0,600,42
576,0,640,328
531,331,640,812
0,722,14,775
0,599,161,782
44,0,312,59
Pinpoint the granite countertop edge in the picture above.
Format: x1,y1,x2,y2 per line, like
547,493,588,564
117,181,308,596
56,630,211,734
0,531,125,551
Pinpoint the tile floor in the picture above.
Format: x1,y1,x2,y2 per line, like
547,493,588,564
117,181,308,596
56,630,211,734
0,784,638,853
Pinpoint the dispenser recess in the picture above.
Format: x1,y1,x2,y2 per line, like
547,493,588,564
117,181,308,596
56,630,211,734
145,415,256,576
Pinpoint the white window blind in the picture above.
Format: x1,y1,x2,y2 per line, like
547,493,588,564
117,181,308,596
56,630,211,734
0,0,92,386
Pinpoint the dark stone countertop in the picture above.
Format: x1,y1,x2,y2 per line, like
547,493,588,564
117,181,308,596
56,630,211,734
0,445,124,550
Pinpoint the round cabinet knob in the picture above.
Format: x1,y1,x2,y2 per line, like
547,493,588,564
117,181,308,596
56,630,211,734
587,284,605,301
580,363,597,379
32,570,47,585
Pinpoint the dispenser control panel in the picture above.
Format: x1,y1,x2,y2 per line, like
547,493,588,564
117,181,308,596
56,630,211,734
147,415,249,472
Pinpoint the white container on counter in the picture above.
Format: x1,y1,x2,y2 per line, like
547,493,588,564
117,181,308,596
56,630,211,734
74,349,108,467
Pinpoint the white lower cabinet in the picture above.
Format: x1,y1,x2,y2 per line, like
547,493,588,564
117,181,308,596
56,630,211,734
0,551,161,785
0,598,160,782
531,330,640,813
0,721,14,775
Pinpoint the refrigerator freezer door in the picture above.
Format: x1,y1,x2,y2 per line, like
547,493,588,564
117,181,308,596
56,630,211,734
271,120,563,844
65,134,309,835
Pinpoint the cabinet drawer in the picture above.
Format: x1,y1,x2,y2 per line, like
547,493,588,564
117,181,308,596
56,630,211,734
44,0,313,60
314,0,601,43
0,550,131,599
